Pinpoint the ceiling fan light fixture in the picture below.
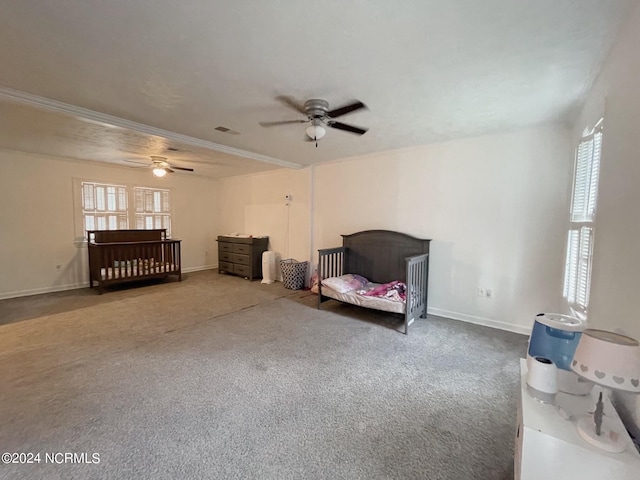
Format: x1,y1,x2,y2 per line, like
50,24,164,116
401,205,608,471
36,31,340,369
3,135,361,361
260,97,367,143
152,167,167,178
305,124,326,140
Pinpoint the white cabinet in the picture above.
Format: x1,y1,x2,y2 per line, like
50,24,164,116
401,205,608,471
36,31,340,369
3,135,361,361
515,359,640,479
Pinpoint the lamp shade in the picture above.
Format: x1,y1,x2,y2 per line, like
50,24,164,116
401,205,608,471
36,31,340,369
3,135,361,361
305,124,326,140
570,329,640,393
152,167,167,178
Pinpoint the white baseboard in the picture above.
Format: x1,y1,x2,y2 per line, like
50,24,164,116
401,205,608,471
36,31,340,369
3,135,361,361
0,266,218,300
183,265,217,273
0,282,89,300
428,307,531,336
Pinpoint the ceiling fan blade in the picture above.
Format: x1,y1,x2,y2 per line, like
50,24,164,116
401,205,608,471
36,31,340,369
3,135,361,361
327,121,368,135
123,159,151,166
327,101,366,118
275,95,306,114
166,168,175,173
259,119,307,127
171,166,195,172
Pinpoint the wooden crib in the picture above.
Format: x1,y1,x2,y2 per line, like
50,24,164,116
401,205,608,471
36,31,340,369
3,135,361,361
87,229,182,294
317,230,431,334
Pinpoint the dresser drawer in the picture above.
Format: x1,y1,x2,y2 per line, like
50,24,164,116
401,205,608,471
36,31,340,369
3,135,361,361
219,261,233,273
219,242,232,253
234,264,251,277
232,243,251,254
230,253,250,265
219,251,232,262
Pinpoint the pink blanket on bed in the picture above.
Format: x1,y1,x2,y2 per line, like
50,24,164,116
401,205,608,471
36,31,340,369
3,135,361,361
358,280,407,303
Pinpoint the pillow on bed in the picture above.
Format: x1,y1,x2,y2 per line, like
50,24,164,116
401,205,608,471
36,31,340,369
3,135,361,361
321,274,369,293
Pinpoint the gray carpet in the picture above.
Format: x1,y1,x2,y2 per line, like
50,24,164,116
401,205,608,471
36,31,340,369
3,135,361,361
0,270,527,479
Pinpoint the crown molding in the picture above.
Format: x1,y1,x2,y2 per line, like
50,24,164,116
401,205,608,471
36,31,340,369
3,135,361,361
0,86,302,170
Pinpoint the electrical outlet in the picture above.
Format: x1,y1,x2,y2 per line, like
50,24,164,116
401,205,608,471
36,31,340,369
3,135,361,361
486,288,494,298
477,287,486,297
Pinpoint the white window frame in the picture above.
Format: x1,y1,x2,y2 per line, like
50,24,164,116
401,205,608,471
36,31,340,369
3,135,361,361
563,120,603,318
73,178,173,241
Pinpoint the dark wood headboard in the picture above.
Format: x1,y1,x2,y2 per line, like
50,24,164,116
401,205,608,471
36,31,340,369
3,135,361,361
88,229,167,244
342,230,431,284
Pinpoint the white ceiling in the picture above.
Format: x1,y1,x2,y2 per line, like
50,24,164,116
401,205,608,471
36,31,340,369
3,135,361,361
0,0,632,178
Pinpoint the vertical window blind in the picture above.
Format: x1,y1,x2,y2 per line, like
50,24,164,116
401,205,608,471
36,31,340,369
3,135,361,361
134,187,172,235
81,182,171,237
81,182,129,232
563,123,602,312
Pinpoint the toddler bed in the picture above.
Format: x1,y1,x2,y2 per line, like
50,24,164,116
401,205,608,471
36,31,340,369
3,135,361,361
317,230,431,334
87,229,182,294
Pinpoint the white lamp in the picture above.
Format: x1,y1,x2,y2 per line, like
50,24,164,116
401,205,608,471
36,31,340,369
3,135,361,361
570,329,640,452
152,167,167,178
305,123,326,141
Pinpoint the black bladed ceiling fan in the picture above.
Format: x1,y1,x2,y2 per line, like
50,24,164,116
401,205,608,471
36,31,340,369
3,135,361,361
125,156,195,177
259,96,368,146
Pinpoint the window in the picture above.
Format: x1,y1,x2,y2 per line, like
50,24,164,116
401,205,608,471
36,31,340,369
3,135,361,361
563,121,603,315
77,181,172,239
81,182,129,232
134,187,171,233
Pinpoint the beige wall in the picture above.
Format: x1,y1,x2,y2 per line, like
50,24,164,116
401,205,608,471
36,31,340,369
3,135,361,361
218,126,573,333
218,168,312,277
313,126,572,333
573,1,640,340
0,149,220,298
571,2,640,433
1,125,575,336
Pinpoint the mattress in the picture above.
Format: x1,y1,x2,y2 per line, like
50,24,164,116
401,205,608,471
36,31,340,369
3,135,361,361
100,263,177,280
321,284,406,314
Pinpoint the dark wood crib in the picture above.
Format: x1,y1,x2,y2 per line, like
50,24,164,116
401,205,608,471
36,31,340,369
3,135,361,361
87,229,182,294
317,230,431,334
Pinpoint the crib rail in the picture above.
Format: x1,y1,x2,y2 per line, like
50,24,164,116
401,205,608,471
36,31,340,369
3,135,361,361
318,247,346,280
88,239,182,293
404,253,429,334
317,246,347,309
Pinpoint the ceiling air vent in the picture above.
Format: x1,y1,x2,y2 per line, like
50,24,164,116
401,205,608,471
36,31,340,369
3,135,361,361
215,126,241,135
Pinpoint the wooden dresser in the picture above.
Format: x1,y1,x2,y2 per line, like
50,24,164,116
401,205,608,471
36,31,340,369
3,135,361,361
217,236,269,281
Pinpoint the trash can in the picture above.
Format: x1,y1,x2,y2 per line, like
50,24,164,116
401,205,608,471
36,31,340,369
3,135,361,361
261,251,277,285
280,259,308,290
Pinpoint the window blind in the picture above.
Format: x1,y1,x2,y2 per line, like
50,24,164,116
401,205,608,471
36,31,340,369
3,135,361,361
570,129,601,223
78,182,171,238
563,123,602,313
133,187,171,237
81,182,128,234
